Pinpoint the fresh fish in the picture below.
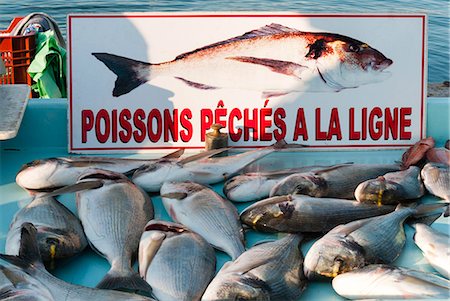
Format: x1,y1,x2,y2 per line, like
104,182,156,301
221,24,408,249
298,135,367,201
0,223,155,301
355,166,425,205
133,140,287,192
15,149,184,192
0,264,54,301
270,163,401,199
421,163,450,201
413,223,450,278
93,23,392,98
48,169,154,293
240,194,395,233
332,264,450,300
201,234,306,301
138,220,216,301
303,204,446,279
223,165,326,202
401,137,435,169
160,181,245,259
5,195,87,262
426,147,450,165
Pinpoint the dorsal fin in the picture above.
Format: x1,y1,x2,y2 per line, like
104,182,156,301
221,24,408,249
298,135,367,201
173,23,300,61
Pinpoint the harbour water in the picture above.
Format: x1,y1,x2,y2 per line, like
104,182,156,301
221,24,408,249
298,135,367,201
0,0,448,82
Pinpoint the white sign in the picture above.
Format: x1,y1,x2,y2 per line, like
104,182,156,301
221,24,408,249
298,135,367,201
68,13,426,153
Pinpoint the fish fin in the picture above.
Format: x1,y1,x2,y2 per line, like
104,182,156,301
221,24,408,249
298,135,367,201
139,232,166,279
92,52,150,97
42,180,103,197
261,91,291,98
271,139,287,149
174,23,301,61
229,56,307,78
178,148,230,165
162,148,185,159
328,217,376,236
175,77,218,90
0,223,44,271
96,268,153,295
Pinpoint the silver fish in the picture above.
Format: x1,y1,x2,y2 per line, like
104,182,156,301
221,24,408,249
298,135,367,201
332,264,450,300
92,23,392,98
270,163,401,199
0,223,155,301
5,195,87,262
160,181,245,259
139,220,216,301
303,204,445,279
49,169,154,293
240,194,395,233
223,165,325,202
355,166,425,205
0,264,54,301
201,234,306,301
421,162,450,201
15,149,184,192
413,223,450,279
134,140,286,192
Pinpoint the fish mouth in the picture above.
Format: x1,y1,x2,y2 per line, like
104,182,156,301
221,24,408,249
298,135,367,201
372,58,393,71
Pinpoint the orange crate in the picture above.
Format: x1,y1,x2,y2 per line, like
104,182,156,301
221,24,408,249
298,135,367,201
0,17,36,86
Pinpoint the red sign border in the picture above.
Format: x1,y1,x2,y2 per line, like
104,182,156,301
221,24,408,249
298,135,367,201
68,13,426,151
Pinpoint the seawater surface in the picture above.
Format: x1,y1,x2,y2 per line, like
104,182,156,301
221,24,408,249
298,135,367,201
1,0,448,82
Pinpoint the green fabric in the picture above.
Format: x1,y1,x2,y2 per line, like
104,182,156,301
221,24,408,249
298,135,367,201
27,30,67,98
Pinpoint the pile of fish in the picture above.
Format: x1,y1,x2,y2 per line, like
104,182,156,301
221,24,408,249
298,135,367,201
1,137,449,300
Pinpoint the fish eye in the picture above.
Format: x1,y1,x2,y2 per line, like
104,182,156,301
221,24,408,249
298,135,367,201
349,44,360,53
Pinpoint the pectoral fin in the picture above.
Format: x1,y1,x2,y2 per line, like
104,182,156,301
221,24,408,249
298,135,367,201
175,77,218,90
139,232,166,279
228,56,308,78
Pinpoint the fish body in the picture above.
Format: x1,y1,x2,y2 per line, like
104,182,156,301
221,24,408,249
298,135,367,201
133,143,282,192
355,166,425,205
421,162,450,201
93,23,392,97
0,224,155,301
224,166,325,202
240,194,395,233
139,220,216,301
426,147,450,165
16,150,183,192
5,195,87,262
413,223,450,278
0,264,54,301
270,163,401,198
201,234,306,301
332,264,450,300
160,181,245,259
303,205,441,279
401,137,435,169
74,169,154,293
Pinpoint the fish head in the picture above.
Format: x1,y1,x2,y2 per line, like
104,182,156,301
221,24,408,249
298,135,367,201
160,181,205,201
303,235,365,279
203,274,271,301
308,35,393,89
223,175,264,201
270,173,325,197
240,195,296,232
35,227,84,261
16,158,64,190
355,176,405,204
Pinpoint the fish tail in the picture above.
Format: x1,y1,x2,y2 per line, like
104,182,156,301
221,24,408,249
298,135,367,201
408,203,448,226
92,52,151,97
96,267,153,295
0,223,45,272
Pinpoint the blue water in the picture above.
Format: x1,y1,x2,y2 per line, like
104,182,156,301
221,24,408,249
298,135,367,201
1,0,448,82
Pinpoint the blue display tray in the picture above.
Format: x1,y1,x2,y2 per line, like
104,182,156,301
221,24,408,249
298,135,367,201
1,98,449,300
